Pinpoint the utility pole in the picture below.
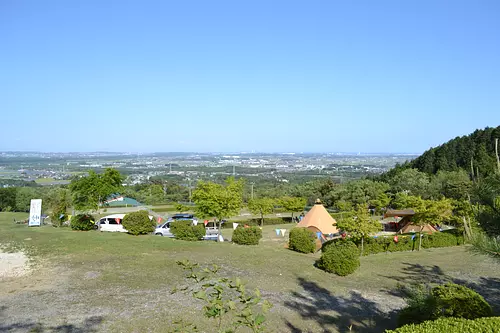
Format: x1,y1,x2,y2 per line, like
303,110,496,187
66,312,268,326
250,182,255,200
188,178,192,204
169,163,172,173
233,165,235,177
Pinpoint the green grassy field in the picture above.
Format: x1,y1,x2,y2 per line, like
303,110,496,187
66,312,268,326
1,212,499,333
34,177,56,184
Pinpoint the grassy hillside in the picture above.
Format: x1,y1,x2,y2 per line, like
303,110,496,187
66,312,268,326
1,212,500,332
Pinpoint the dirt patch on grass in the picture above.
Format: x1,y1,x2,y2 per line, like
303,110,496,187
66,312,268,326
0,250,30,279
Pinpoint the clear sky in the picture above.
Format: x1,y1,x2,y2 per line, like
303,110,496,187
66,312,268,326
1,1,499,153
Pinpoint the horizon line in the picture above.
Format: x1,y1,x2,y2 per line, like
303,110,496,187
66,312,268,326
0,150,422,155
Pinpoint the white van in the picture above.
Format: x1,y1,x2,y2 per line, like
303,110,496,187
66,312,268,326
97,214,127,232
154,221,174,237
97,213,154,233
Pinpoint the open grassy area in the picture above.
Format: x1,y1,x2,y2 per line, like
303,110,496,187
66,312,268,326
1,212,500,332
34,177,56,184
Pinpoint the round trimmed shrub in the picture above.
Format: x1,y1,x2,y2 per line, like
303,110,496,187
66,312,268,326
70,214,95,231
289,228,316,253
431,283,492,319
387,317,500,333
316,241,360,276
232,226,262,245
170,220,206,241
122,210,156,235
398,283,492,326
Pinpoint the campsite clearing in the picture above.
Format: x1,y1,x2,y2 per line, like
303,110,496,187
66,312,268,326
1,212,499,333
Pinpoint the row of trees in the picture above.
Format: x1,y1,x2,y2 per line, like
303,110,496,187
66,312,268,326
191,178,307,239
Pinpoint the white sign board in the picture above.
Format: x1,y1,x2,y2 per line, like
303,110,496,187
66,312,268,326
28,199,42,227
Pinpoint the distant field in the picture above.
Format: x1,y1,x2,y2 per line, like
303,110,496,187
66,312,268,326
1,212,499,332
35,178,70,185
35,177,56,183
0,170,19,177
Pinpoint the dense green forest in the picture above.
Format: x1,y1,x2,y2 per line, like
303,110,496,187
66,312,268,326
388,126,500,177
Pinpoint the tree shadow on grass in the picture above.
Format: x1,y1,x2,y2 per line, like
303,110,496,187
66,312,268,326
0,306,104,333
380,262,500,314
284,277,398,333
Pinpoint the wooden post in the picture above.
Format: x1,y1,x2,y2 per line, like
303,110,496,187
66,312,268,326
419,226,424,251
467,216,474,237
463,216,471,240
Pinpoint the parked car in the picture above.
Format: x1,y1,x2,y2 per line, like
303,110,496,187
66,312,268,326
203,221,223,241
168,213,198,224
154,221,174,237
96,214,127,233
97,213,154,233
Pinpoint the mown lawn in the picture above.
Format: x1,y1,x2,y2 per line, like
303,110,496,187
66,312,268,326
1,212,499,333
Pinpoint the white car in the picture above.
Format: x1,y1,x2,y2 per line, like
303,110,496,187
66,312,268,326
154,221,174,237
97,213,154,233
97,214,128,232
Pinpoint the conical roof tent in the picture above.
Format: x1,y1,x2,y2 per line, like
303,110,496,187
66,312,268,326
297,199,338,235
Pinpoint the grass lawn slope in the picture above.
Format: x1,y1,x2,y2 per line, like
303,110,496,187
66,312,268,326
1,212,499,332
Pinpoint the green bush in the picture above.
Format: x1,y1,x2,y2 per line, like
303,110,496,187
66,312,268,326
398,285,437,325
289,228,316,253
422,232,464,248
398,283,492,326
386,317,500,333
70,214,95,231
170,220,206,241
232,226,262,245
316,241,360,276
151,206,178,213
324,230,462,256
219,217,294,229
431,283,492,319
122,210,156,235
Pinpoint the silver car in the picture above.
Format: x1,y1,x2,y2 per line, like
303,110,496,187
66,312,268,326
154,221,174,237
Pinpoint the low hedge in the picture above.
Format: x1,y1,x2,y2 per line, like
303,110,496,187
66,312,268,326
152,207,179,213
322,231,464,255
386,317,500,333
219,217,295,229
70,214,95,231
232,226,262,245
316,241,360,276
289,228,316,253
170,220,206,241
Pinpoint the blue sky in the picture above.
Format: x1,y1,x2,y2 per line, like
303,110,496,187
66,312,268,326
1,0,499,153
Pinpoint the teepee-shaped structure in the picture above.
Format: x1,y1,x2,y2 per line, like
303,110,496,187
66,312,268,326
297,199,338,235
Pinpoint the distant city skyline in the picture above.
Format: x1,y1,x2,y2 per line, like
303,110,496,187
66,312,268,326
1,1,499,153
0,150,421,155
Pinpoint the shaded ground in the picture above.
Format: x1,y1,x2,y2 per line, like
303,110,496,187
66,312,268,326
1,212,500,332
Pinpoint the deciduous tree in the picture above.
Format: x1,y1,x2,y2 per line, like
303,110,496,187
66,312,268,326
279,196,306,221
403,196,453,250
248,198,275,227
337,204,382,254
70,168,124,212
192,177,245,240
